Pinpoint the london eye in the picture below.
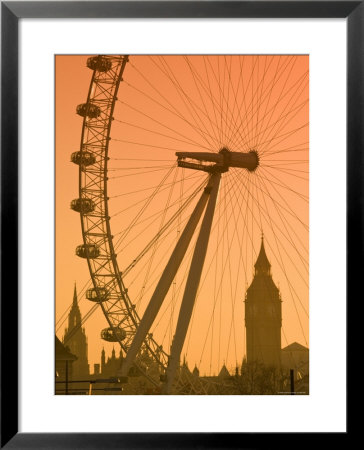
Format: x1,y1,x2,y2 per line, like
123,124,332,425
67,54,309,394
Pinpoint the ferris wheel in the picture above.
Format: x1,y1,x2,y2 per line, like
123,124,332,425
71,54,309,394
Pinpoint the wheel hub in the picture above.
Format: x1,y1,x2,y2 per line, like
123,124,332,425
176,148,259,173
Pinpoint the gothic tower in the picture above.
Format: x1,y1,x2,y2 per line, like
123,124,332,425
245,237,282,367
63,284,89,378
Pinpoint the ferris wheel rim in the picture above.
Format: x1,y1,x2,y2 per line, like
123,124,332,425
76,55,170,383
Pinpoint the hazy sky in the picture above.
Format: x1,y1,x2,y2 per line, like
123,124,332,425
56,55,309,376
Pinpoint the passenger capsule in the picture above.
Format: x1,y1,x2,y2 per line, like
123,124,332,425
87,56,112,73
101,327,126,342
71,151,96,166
86,287,108,302
75,244,100,259
70,198,95,214
76,102,101,119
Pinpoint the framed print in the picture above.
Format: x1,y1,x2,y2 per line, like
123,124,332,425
1,1,358,447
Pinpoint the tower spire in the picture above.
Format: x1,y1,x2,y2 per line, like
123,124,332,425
63,284,89,377
73,282,78,306
254,236,271,276
67,283,81,330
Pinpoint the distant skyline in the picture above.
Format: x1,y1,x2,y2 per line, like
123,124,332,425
56,55,309,376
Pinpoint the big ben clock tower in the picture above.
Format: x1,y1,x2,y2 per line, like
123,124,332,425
245,237,282,367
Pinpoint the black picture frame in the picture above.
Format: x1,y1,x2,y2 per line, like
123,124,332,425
1,1,357,448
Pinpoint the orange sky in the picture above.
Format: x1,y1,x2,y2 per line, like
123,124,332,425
56,55,309,376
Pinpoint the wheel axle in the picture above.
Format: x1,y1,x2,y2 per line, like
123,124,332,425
176,148,259,173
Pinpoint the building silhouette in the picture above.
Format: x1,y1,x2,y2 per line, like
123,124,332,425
281,342,310,386
100,346,123,377
58,247,308,394
55,335,77,379
63,284,89,378
245,237,282,367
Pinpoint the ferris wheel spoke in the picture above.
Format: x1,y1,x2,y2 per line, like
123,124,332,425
254,98,308,154
264,162,309,170
183,56,222,147
230,56,294,151
202,56,224,147
223,172,251,279
152,56,219,150
239,172,308,242
263,142,309,156
222,56,248,148
258,166,309,203
245,55,262,150
252,55,269,149
205,56,252,148
254,180,309,342
252,74,307,154
117,100,214,152
232,170,309,296
210,56,249,147
222,190,240,367
263,164,309,180
254,174,309,265
254,172,309,279
114,118,213,150
232,55,264,150
111,137,200,153
135,170,181,306
250,123,308,153
223,56,234,147
252,56,283,152
108,166,176,180
127,62,218,150
237,169,309,262
237,91,308,155
259,97,309,155
229,58,264,148
110,167,192,222
108,164,173,171
228,172,259,264
114,176,207,260
257,71,308,152
263,156,309,164
112,166,175,246
252,55,298,147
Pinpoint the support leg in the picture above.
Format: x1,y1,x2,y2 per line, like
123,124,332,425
121,176,214,377
164,172,221,393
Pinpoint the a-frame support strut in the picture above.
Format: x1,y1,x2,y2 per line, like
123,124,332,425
120,173,219,378
163,171,221,393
